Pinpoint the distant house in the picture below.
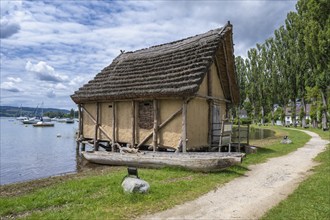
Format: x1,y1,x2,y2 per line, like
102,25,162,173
238,109,248,119
285,104,311,126
71,22,239,152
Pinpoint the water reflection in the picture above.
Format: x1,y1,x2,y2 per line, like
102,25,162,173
249,128,275,140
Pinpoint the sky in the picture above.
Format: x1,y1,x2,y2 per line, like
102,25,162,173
0,0,297,110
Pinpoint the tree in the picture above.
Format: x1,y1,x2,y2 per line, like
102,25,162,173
296,0,329,130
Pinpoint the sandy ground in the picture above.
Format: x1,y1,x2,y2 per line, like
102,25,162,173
141,130,329,220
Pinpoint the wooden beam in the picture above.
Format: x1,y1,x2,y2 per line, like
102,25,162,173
137,106,183,148
182,98,188,153
94,102,100,151
208,100,213,148
82,106,96,124
207,67,212,97
152,99,158,151
112,101,116,152
78,104,83,138
131,101,135,147
195,94,231,103
99,126,112,142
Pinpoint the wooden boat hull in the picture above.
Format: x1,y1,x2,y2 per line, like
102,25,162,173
82,151,244,172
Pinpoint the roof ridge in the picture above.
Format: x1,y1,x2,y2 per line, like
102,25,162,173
125,27,224,55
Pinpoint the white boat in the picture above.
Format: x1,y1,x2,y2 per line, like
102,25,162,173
22,117,40,124
65,118,74,123
16,116,28,121
33,121,54,127
57,118,67,123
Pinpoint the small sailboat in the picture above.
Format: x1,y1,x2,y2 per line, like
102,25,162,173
32,102,54,127
16,105,28,121
22,117,40,124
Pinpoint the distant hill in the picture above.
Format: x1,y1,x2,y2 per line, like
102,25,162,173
0,106,70,117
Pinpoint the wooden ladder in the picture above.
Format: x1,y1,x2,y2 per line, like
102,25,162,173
218,120,233,152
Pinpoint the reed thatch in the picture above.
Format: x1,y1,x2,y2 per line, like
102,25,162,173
71,22,239,104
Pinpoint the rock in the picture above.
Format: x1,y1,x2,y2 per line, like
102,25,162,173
245,146,257,154
122,177,150,193
281,136,292,144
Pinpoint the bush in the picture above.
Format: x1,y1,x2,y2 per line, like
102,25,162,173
234,118,252,125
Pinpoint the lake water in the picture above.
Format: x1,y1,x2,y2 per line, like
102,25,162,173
249,127,275,140
0,117,79,185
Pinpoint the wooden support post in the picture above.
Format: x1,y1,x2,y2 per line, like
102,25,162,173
182,98,188,153
94,102,100,151
152,99,158,152
78,104,84,139
208,100,213,149
131,101,135,147
247,124,250,146
112,101,116,152
76,140,80,151
207,68,212,149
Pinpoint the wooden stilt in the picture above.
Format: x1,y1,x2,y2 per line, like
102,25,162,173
112,101,116,152
76,140,80,151
208,100,213,149
94,102,100,151
152,99,158,151
78,104,84,139
132,101,135,147
182,98,188,153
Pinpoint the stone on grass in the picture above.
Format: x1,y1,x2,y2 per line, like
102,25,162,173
122,177,150,193
281,136,292,144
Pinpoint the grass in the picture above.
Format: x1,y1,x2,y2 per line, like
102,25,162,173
0,126,311,219
291,126,330,141
262,145,330,220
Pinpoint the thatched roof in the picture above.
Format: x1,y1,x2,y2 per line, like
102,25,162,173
71,22,239,104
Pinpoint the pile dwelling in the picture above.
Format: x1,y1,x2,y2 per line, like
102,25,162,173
71,22,249,153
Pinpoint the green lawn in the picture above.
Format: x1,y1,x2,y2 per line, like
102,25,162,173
0,127,312,219
292,126,330,141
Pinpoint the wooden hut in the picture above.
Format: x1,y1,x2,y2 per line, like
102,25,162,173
71,22,239,153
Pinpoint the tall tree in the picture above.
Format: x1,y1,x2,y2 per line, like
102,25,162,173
296,0,329,130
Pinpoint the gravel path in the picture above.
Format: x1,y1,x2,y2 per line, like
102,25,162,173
141,130,329,220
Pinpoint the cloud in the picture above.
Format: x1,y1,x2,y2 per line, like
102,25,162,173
46,90,56,98
0,81,21,92
0,19,20,38
7,76,22,83
25,61,69,83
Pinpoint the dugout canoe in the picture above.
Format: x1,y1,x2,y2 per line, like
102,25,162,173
81,151,244,172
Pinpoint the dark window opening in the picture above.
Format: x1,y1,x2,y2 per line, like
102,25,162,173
138,101,153,129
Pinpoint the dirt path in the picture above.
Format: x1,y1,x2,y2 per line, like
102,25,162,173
141,130,329,220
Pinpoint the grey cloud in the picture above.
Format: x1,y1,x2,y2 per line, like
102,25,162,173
0,20,20,38
36,72,63,83
2,87,20,92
